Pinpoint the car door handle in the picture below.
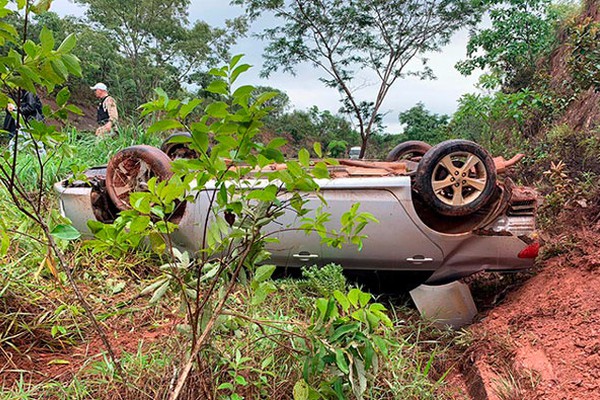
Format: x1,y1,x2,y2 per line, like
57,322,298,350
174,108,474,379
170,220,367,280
406,257,434,263
293,253,319,261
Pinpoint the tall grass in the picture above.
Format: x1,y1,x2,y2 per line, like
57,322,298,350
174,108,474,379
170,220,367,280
10,125,163,192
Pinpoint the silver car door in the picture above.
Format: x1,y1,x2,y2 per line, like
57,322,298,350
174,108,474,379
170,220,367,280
318,187,444,270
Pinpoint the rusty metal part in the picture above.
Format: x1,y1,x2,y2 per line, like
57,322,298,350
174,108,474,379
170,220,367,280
106,145,173,211
161,132,201,160
338,159,407,174
90,177,120,223
493,153,525,174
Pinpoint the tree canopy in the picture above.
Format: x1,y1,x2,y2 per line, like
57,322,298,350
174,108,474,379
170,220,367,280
456,0,571,91
398,102,450,144
233,0,484,157
72,0,247,109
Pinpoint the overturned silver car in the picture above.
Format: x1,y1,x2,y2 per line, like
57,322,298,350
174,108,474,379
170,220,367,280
55,139,539,286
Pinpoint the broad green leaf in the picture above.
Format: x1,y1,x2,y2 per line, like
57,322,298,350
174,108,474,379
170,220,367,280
57,33,76,53
230,63,251,84
178,98,202,119
254,91,277,106
358,291,371,307
293,379,309,400
229,54,244,70
50,224,80,241
17,65,42,84
56,87,70,107
298,148,310,167
129,216,151,234
333,290,350,312
206,80,228,95
0,22,18,43
312,162,329,179
267,137,288,149
260,147,284,163
65,104,83,115
147,119,184,134
39,26,55,53
234,375,248,385
232,85,254,99
217,383,234,391
61,54,82,77
208,67,227,77
50,59,68,79
348,288,361,307
253,264,276,283
251,281,277,305
313,142,322,158
335,349,349,374
247,185,278,201
330,323,359,342
32,0,52,14
205,101,228,118
22,40,37,58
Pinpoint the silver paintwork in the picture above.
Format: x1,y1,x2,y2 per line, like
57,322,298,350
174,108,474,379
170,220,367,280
54,174,537,284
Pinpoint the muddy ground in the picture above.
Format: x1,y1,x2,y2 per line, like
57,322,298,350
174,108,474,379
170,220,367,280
446,228,600,400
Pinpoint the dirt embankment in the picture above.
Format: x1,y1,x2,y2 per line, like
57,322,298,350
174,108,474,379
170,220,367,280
40,88,98,132
547,0,600,133
449,228,600,400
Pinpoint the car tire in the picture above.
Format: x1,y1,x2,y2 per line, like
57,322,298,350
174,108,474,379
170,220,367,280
415,139,496,217
106,145,173,211
385,140,432,162
160,132,200,160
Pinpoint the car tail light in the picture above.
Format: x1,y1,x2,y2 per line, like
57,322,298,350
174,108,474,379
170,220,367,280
518,241,540,259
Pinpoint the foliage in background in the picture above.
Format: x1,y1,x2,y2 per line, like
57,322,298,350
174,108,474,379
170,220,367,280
566,15,600,91
449,88,551,154
8,6,245,117
398,102,450,145
456,0,572,91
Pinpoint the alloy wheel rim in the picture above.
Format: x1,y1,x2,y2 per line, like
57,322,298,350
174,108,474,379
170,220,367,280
430,151,487,206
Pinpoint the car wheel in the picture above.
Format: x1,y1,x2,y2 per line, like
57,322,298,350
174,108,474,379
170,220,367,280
106,145,173,211
160,132,200,160
385,140,432,162
415,140,496,216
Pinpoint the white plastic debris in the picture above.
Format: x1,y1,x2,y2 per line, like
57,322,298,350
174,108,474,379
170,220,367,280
410,281,478,328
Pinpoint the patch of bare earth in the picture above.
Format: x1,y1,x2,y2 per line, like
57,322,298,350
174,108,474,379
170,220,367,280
0,299,180,388
449,229,600,400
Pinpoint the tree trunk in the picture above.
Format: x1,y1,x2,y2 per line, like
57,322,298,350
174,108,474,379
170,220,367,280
359,135,369,159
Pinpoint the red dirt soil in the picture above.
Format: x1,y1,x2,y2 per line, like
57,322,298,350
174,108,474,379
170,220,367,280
0,306,180,387
452,228,600,400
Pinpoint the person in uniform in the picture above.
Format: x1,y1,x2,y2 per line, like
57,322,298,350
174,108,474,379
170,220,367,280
90,82,118,137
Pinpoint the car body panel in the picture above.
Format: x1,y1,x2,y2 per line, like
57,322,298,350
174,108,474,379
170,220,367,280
54,170,538,285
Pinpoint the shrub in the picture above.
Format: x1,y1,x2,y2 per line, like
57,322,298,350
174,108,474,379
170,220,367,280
301,264,347,297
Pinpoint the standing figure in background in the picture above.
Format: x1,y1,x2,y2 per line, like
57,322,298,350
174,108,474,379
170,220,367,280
91,82,118,137
2,89,44,140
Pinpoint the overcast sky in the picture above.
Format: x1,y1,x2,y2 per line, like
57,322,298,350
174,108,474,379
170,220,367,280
52,0,482,134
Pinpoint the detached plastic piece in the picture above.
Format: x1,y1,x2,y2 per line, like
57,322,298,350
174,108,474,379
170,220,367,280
410,281,478,328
